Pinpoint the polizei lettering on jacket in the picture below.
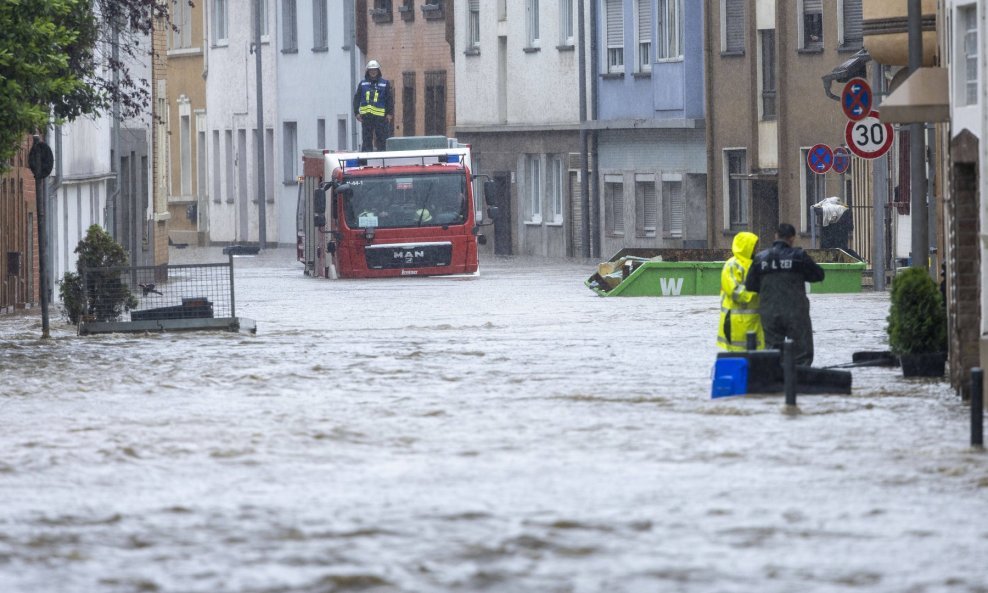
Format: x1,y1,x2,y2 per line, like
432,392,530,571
760,259,793,270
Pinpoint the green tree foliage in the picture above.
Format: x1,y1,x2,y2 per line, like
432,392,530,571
0,0,173,169
887,267,947,355
59,224,137,323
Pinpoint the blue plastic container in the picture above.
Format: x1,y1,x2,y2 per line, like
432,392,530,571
711,357,749,398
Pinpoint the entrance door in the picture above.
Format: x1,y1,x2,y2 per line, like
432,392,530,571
490,172,513,255
751,180,779,249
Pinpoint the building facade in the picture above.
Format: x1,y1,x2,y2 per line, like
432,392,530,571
594,0,707,257
0,138,39,313
705,0,868,251
453,0,585,257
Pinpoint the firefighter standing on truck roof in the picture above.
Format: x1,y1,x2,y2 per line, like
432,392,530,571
353,60,394,152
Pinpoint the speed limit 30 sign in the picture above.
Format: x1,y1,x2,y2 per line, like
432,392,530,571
845,110,894,159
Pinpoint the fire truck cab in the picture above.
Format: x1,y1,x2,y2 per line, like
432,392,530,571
298,137,488,279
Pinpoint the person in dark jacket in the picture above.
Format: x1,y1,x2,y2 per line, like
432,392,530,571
745,223,825,365
352,60,394,152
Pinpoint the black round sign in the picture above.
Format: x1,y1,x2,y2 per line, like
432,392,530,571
28,140,54,179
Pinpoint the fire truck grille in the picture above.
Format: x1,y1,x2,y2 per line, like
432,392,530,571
364,242,453,270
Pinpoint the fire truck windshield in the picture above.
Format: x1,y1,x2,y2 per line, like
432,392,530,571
343,173,468,229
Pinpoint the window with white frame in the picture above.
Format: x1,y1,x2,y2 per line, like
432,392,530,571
282,0,298,52
179,100,192,196
498,0,507,21
960,5,978,106
760,30,776,120
214,0,228,44
170,0,193,49
468,0,481,50
526,0,540,47
560,0,574,46
605,175,624,235
258,0,269,38
799,0,823,50
661,173,683,237
656,0,681,59
313,0,328,50
317,118,326,149
283,122,298,183
527,154,542,222
548,155,564,223
722,0,744,53
725,149,747,229
196,111,207,200
224,130,234,202
265,128,275,201
839,0,862,49
636,0,652,72
635,174,657,237
802,147,826,233
212,130,221,203
237,129,248,201
605,0,624,73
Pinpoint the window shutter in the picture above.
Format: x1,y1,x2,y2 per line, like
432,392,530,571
606,0,623,46
804,0,822,14
725,0,744,51
643,182,657,230
469,0,479,10
637,0,651,43
668,182,683,234
842,0,862,44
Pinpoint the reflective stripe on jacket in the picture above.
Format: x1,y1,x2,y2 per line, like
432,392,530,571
354,79,392,118
717,232,764,351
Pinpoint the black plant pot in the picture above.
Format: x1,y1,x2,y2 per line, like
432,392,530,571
899,352,947,378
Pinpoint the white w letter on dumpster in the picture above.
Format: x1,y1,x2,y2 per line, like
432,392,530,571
659,277,684,296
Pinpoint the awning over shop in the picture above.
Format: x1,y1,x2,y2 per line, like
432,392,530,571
879,67,949,123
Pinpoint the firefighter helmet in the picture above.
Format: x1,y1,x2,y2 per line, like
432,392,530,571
366,60,381,71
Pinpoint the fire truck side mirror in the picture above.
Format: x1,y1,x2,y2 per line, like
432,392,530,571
483,180,498,206
314,188,327,214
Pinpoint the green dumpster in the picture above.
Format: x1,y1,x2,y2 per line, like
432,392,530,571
586,248,866,297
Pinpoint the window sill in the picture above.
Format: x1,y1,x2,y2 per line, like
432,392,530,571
523,46,541,54
524,219,543,226
370,9,393,24
601,72,624,80
662,233,683,240
283,180,298,186
633,71,651,79
281,48,298,54
720,50,744,57
797,46,824,55
167,47,203,57
608,232,626,237
464,47,480,57
399,6,414,21
546,221,564,227
421,6,444,20
211,40,230,49
837,44,863,53
312,46,328,53
556,44,575,52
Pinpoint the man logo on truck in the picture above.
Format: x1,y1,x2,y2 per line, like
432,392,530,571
395,250,425,262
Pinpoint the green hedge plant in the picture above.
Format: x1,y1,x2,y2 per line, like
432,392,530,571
887,267,947,355
58,225,137,323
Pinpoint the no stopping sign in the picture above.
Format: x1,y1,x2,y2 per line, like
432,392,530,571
845,110,894,159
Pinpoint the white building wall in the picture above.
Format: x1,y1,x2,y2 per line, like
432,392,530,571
455,0,583,127
275,0,357,245
205,0,278,244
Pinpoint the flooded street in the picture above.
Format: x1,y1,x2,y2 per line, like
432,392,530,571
1,247,986,593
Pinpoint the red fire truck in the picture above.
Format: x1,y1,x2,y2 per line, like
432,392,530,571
297,137,488,279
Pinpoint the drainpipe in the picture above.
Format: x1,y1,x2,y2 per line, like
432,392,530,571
908,0,928,272
110,20,121,242
254,0,267,249
704,0,715,248
348,0,359,150
578,0,590,258
589,0,600,258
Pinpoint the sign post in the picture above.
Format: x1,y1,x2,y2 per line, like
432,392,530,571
28,136,54,339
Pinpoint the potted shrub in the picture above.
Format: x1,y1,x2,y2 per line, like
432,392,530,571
886,267,947,377
58,225,137,324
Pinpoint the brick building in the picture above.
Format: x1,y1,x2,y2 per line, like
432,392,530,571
0,137,39,313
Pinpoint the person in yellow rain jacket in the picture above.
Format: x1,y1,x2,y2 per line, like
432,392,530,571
717,231,764,351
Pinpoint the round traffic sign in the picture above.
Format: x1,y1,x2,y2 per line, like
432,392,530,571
844,110,894,159
807,144,833,174
832,146,852,174
841,78,873,121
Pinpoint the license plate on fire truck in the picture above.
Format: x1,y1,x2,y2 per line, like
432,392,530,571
364,242,452,269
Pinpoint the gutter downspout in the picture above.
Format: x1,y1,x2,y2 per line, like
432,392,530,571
704,0,715,248
348,0,359,150
578,0,590,258
908,0,928,272
110,21,121,242
589,0,600,258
